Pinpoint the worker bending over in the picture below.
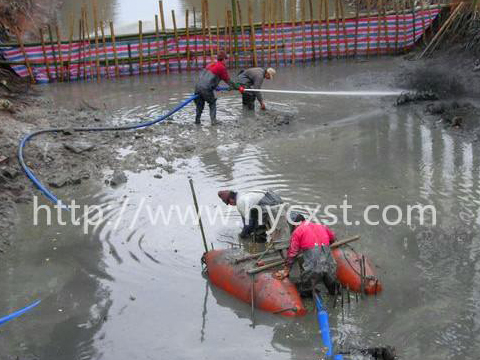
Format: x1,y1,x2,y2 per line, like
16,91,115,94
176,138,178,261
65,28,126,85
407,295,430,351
218,189,283,241
275,213,339,296
194,50,241,125
237,67,276,110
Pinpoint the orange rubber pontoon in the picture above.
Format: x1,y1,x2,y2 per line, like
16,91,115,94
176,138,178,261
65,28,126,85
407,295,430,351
204,249,307,317
333,246,383,295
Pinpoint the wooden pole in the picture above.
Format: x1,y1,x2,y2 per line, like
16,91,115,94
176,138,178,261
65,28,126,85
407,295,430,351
109,21,120,77
228,10,234,67
201,0,207,66
204,0,214,60
340,0,348,58
366,0,371,57
402,0,408,53
100,20,109,78
394,0,400,54
383,0,390,55
280,0,287,65
148,39,152,73
420,0,426,45
237,0,247,54
55,25,64,82
290,0,296,66
155,15,161,73
127,43,133,75
139,20,144,75
172,10,182,72
231,0,239,68
159,1,170,74
193,8,199,70
301,0,306,64
48,25,59,80
186,9,191,71
16,31,35,84
274,0,279,67
261,1,266,67
319,0,323,59
334,0,340,59
92,0,101,81
189,179,209,253
83,7,94,79
78,18,84,80
411,0,416,48
376,0,382,56
67,14,74,81
325,0,331,59
39,28,51,82
354,0,359,58
309,0,315,63
248,0,258,66
225,8,230,66
216,19,220,54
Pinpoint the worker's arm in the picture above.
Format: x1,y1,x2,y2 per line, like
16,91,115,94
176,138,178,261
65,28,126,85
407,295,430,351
252,75,265,109
326,226,336,244
216,63,241,90
240,211,256,238
274,231,300,280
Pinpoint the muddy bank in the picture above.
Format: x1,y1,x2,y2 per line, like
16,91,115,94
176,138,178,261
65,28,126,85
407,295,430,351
0,89,292,255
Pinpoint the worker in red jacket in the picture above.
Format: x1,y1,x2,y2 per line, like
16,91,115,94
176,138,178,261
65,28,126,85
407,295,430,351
275,213,339,295
194,50,242,125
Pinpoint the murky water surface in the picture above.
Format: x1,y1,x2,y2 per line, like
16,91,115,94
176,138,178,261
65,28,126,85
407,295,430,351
1,58,480,360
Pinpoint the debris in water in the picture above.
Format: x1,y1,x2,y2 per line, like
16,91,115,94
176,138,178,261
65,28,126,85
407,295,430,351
396,91,438,106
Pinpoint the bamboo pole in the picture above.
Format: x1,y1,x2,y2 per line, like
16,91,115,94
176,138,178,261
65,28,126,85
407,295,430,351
334,0,340,59
248,0,258,66
237,0,248,54
78,18,84,80
188,179,209,253
261,1,266,67
366,0,371,57
354,0,359,58
109,21,119,77
155,15,161,73
81,7,87,80
267,0,273,67
193,8,199,70
325,0,331,59
92,0,101,81
159,1,170,74
139,20,143,75
420,0,426,45
39,28,51,82
301,0,306,64
280,0,288,65
201,0,207,66
394,0,400,54
290,0,296,66
48,25,59,80
83,7,94,79
309,0,315,63
411,0,416,47
67,14,74,81
16,31,35,84
148,39,152,73
172,10,182,72
55,25,64,82
224,7,229,65
127,43,133,75
100,20,109,78
216,19,220,54
340,0,348,57
204,0,214,60
274,0,279,67
231,0,239,67
186,9,191,71
228,10,234,67
402,0,408,53
319,0,323,59
377,0,382,56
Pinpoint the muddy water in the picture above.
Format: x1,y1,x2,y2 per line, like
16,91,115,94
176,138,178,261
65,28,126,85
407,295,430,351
56,0,351,36
1,58,480,360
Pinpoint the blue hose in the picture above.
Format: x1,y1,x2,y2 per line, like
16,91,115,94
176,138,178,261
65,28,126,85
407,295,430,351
18,88,229,205
0,300,41,326
314,292,343,360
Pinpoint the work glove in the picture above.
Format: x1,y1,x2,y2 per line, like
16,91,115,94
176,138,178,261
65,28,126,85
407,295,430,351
228,82,241,91
273,266,289,280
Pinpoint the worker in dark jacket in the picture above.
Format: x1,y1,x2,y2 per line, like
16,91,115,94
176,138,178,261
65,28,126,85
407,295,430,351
237,67,276,110
194,50,240,125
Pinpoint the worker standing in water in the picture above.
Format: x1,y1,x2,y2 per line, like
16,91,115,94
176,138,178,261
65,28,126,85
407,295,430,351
275,213,339,296
194,50,241,125
237,67,276,110
218,189,283,241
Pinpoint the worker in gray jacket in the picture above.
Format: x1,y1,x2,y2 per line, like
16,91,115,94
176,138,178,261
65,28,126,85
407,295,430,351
237,67,276,110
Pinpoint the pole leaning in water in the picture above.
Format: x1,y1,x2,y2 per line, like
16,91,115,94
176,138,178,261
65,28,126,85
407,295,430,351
189,179,209,253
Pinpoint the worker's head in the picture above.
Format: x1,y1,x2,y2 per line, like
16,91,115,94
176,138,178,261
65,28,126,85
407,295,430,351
288,212,305,233
217,50,228,62
218,190,237,205
265,68,276,80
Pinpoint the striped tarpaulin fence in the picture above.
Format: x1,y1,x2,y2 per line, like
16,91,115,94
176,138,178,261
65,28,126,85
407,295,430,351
0,7,441,84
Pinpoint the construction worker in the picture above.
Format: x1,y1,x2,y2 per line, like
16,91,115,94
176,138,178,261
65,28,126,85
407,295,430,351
218,189,283,241
194,50,241,125
275,213,339,296
237,67,276,110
